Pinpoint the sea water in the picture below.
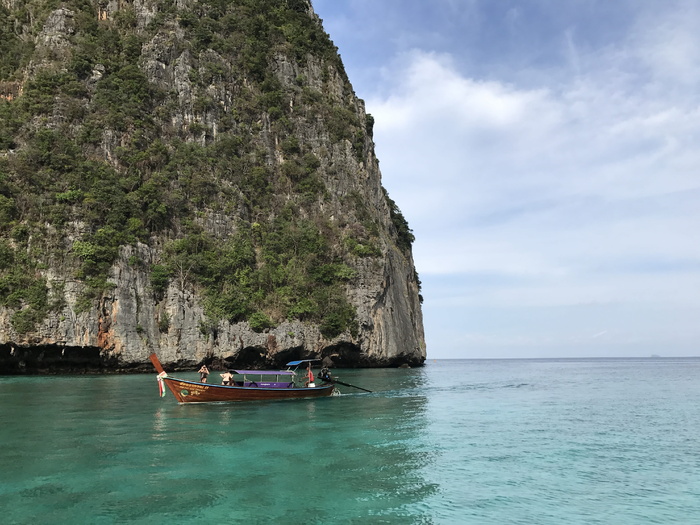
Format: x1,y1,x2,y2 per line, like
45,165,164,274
1,358,700,524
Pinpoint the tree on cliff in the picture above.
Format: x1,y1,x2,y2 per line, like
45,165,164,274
0,0,425,369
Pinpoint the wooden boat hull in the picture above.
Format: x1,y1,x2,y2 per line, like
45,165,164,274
162,376,335,403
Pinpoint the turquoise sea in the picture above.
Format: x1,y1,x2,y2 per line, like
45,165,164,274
2,358,700,524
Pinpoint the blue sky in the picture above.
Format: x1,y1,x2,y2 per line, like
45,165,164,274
312,0,700,359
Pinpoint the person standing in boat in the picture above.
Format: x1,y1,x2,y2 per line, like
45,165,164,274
220,371,233,386
305,364,315,387
198,364,210,383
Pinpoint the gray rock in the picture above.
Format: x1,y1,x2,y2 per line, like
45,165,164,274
0,0,426,371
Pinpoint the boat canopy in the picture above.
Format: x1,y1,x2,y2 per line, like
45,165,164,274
285,360,321,366
232,370,295,376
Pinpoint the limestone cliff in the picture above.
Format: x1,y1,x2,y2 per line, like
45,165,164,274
0,0,426,372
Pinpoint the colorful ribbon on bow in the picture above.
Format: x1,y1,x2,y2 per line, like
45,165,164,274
157,371,168,397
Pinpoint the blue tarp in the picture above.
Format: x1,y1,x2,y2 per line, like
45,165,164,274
285,359,320,366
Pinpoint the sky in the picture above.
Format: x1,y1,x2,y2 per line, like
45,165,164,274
312,0,700,359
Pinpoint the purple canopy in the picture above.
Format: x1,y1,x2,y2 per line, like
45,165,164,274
232,370,295,376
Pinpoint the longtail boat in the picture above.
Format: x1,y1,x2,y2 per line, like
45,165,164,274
149,353,336,403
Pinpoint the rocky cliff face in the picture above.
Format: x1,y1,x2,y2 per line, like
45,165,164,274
0,0,426,372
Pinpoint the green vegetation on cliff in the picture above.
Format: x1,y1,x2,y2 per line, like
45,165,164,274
0,0,415,337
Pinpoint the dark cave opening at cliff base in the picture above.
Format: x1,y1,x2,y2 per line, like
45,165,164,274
322,344,425,368
214,344,369,370
218,346,271,370
218,346,314,370
0,344,116,374
321,343,367,368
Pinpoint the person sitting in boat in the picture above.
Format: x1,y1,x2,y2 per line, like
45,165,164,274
198,364,210,383
220,371,233,386
319,367,332,383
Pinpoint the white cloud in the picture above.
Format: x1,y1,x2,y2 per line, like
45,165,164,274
631,1,700,87
376,51,550,131
362,12,700,355
315,0,700,357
